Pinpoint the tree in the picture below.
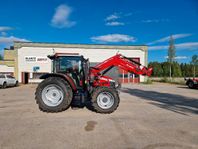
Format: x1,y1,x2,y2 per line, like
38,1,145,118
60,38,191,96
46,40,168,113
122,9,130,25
191,55,198,78
148,61,198,78
0,54,3,60
162,62,170,77
180,63,190,77
181,63,191,77
172,62,182,77
148,62,163,77
167,35,175,79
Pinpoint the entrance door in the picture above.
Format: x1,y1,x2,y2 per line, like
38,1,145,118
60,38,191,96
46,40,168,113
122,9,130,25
21,72,29,84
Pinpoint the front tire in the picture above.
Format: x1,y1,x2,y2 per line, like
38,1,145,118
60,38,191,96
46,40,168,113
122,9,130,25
91,87,120,114
15,81,19,87
2,82,7,89
35,77,73,112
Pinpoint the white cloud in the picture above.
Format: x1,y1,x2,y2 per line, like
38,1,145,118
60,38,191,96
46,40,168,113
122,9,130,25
0,26,14,32
106,21,125,26
149,42,198,51
0,36,30,46
124,12,133,17
105,13,120,21
175,56,188,60
105,12,131,26
1,32,7,36
149,45,168,50
51,4,76,28
147,34,192,45
91,34,136,43
164,56,188,60
176,42,198,50
141,19,160,23
141,19,169,24
0,26,14,37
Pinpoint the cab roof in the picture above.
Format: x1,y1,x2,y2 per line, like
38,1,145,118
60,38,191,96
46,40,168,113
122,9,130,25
48,53,80,59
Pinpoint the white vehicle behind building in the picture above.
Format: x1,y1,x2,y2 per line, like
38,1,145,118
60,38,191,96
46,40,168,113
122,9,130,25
0,74,18,89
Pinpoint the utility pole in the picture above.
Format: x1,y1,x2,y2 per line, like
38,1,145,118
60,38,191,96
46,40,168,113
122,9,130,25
167,35,175,80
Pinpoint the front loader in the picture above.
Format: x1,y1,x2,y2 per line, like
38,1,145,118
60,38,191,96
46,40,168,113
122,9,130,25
35,53,152,113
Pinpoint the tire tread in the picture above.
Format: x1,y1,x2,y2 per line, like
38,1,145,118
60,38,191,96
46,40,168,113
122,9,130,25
91,87,120,114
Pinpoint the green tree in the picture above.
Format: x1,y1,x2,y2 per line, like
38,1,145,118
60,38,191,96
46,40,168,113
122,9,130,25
180,63,185,77
148,62,163,77
149,61,198,78
162,62,170,77
191,55,198,78
0,54,3,60
167,36,175,79
180,63,190,77
172,62,182,77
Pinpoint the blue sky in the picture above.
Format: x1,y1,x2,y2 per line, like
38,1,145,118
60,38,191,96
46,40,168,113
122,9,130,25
0,0,198,63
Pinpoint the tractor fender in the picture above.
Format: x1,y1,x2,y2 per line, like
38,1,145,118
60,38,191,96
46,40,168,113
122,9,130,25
40,73,77,91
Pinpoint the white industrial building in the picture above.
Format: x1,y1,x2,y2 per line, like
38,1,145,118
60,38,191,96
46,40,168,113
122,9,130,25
0,42,148,84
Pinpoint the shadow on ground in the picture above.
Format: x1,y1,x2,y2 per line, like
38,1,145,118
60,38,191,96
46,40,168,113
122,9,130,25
71,100,95,112
121,88,198,115
177,86,198,90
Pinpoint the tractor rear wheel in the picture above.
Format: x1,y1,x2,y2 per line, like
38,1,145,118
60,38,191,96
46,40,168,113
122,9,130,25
91,87,120,114
35,77,73,112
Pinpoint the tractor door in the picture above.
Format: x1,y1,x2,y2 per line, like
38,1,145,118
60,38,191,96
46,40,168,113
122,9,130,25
54,56,84,89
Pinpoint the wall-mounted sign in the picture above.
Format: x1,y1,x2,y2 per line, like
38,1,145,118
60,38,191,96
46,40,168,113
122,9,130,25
25,56,48,63
33,66,40,72
25,56,36,62
36,57,48,63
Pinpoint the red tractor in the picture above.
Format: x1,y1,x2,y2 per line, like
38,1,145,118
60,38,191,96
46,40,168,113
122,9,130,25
35,53,152,113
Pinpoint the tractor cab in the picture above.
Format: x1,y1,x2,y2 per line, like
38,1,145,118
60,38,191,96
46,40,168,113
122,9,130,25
48,53,89,89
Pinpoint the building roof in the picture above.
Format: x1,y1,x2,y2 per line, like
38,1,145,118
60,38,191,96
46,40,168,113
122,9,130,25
14,41,147,51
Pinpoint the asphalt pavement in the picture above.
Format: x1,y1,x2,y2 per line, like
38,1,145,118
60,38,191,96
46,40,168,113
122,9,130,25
0,83,197,149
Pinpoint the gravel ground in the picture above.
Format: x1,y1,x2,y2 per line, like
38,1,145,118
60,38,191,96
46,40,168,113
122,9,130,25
0,83,197,149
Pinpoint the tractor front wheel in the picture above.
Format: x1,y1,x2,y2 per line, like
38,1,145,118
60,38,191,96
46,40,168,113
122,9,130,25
91,87,120,114
35,77,73,112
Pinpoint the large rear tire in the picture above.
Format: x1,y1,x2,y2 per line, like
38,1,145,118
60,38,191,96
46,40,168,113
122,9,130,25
35,77,73,112
91,87,120,114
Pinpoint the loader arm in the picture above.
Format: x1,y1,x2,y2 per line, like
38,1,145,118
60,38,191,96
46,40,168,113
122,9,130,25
90,54,152,77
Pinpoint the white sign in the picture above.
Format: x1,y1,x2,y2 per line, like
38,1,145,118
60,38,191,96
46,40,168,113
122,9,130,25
25,56,48,63
25,56,36,62
36,57,48,63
